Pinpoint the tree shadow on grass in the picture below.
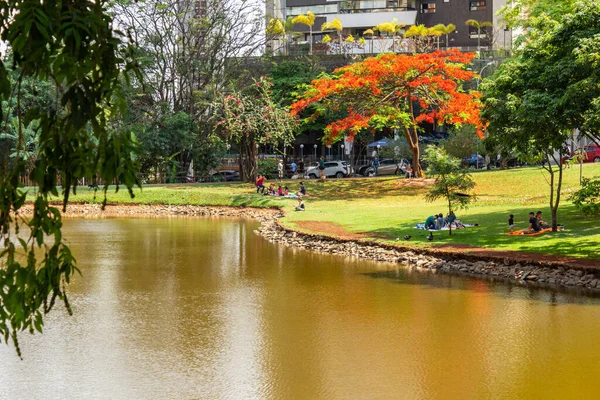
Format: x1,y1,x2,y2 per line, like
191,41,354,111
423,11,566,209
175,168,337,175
361,205,600,261
303,177,430,200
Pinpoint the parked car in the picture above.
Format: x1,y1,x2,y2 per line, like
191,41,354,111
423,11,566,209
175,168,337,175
580,144,600,163
305,161,353,179
362,158,409,177
463,154,486,169
562,144,600,164
210,170,240,182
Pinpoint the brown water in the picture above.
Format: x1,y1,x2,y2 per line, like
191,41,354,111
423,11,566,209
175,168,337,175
1,218,600,399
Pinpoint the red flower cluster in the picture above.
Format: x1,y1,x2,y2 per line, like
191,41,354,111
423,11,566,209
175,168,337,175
291,49,486,141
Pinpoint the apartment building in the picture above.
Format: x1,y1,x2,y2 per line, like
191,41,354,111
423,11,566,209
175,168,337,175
266,0,510,53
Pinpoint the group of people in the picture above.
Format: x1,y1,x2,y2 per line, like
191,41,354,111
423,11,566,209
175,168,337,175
256,175,306,211
277,159,304,181
510,211,551,233
424,211,461,230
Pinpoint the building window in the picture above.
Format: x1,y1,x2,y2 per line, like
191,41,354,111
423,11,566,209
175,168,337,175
470,1,486,11
421,3,436,13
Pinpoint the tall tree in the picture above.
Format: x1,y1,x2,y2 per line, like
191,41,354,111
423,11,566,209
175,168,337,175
465,20,493,53
499,0,579,30
433,23,457,49
374,18,406,53
213,78,298,181
481,1,600,231
321,19,343,55
292,11,316,56
291,50,485,178
0,0,139,356
113,0,265,177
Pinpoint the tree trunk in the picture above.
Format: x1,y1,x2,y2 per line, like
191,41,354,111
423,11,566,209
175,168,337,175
411,143,421,178
309,27,313,55
546,152,564,232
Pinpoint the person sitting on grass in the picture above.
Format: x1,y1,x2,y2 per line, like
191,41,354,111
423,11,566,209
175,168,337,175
295,197,305,211
447,211,456,225
425,215,436,230
277,185,283,196
256,175,265,194
527,212,541,233
405,164,413,179
299,181,306,196
508,214,515,232
284,186,289,196
265,183,276,196
436,214,445,230
536,211,550,229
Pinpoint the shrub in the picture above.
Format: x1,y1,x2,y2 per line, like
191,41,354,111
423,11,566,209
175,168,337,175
570,178,600,215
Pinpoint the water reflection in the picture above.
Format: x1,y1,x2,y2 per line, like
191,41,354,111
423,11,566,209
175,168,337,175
1,218,600,399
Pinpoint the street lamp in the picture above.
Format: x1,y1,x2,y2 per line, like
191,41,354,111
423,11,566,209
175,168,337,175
476,60,497,90
327,144,331,160
377,144,381,155
300,144,304,159
313,144,317,160
340,144,345,163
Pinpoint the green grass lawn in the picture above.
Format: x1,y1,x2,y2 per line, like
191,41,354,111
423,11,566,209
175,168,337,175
35,163,600,260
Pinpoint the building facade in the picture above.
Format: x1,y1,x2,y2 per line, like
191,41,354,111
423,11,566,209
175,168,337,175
266,0,510,54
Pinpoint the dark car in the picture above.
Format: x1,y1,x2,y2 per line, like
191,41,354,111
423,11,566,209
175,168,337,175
210,170,240,182
463,154,486,169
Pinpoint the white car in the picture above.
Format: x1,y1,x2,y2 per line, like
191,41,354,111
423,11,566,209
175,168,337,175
305,161,353,179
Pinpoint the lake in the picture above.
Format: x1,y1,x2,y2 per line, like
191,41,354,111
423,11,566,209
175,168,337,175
1,218,599,399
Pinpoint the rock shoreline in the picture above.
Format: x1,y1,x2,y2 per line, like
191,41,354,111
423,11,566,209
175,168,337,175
21,203,600,292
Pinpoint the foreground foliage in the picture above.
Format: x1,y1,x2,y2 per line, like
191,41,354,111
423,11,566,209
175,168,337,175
570,178,600,216
0,0,139,356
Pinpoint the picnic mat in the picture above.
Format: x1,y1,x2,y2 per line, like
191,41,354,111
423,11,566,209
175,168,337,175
505,227,563,236
415,223,476,232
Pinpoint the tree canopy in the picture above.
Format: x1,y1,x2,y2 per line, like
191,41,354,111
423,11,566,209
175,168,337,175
291,49,485,177
481,1,600,230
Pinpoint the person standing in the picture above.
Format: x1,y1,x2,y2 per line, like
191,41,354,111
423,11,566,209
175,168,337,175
373,156,380,176
290,160,297,177
278,159,284,181
256,175,265,193
318,156,325,181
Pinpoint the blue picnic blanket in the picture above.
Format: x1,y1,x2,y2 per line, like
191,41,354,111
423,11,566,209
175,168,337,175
414,223,476,231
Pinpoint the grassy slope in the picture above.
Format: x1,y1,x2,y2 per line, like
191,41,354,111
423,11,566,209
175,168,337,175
40,163,600,260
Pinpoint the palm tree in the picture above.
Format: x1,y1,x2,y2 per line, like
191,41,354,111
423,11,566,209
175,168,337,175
432,23,456,48
266,17,301,55
404,24,436,53
465,20,493,53
363,29,375,54
292,11,316,55
321,18,343,55
374,18,406,53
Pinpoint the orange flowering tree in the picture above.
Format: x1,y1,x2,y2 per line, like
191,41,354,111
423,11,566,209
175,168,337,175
290,49,485,177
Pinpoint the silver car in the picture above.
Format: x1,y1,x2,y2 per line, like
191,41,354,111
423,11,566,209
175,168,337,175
363,158,408,176
305,161,353,179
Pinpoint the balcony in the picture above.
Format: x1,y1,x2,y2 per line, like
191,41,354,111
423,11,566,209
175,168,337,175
324,10,417,29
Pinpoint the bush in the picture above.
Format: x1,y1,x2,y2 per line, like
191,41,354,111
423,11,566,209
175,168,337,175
570,177,600,215
257,158,279,179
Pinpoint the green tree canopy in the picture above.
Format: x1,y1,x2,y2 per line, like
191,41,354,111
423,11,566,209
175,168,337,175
481,1,600,230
